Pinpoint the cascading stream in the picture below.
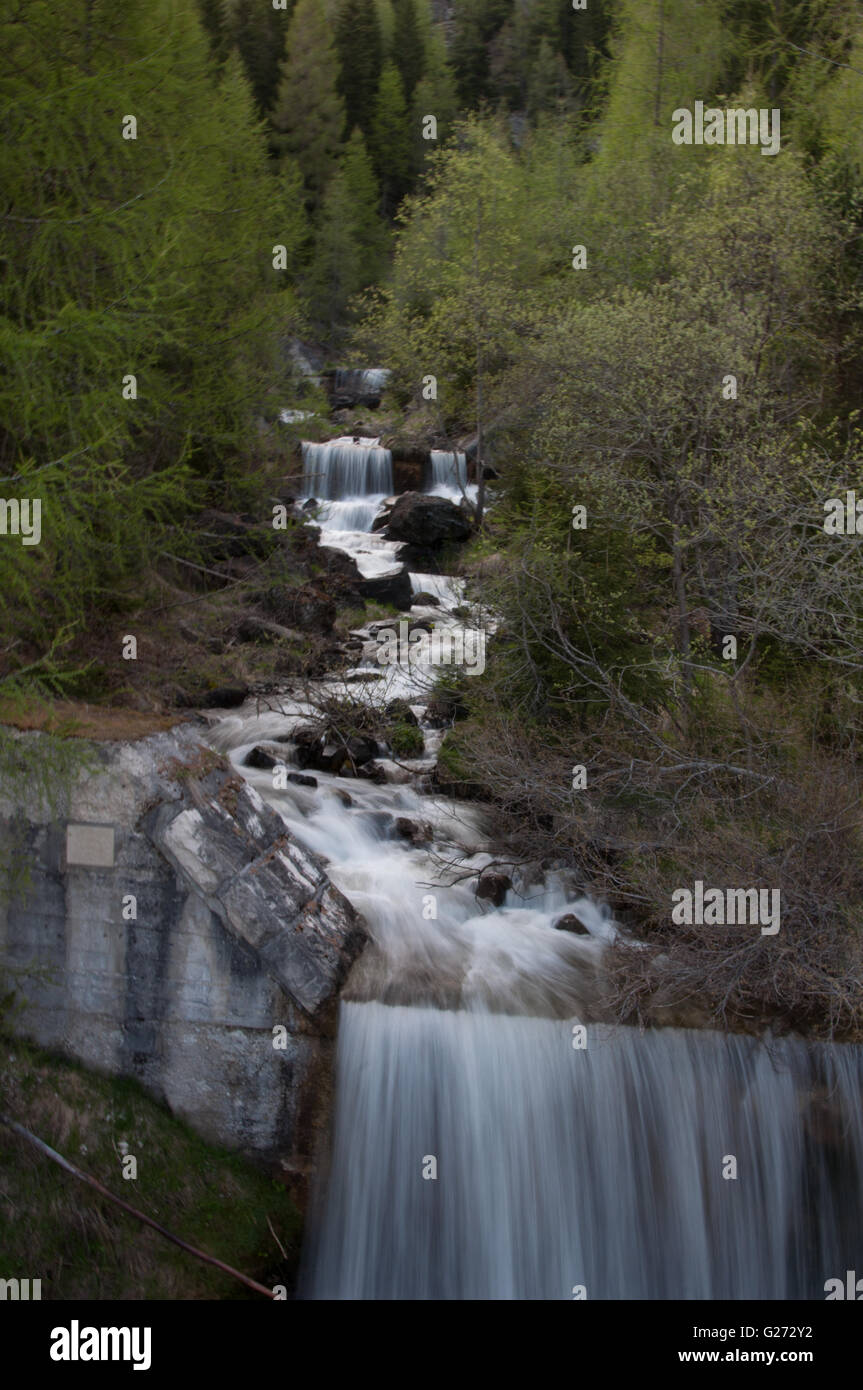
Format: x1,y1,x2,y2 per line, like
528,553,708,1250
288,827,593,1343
214,430,863,1300
301,437,393,500
428,449,468,494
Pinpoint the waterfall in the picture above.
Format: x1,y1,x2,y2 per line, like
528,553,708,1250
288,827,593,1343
334,367,389,395
410,572,466,605
209,433,863,1303
302,1011,863,1300
427,449,468,494
301,437,393,502
331,368,390,406
315,498,387,533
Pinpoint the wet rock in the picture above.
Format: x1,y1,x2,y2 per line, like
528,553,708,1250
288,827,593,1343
476,872,512,907
318,742,348,774
316,545,364,596
357,566,413,610
430,761,487,801
143,768,367,1017
1,723,365,1156
287,725,320,764
385,698,418,726
244,744,278,770
376,492,473,547
198,685,249,709
287,772,318,788
394,817,434,846
382,758,417,784
392,459,424,492
553,913,591,936
355,760,388,785
411,592,440,606
333,789,353,807
424,687,470,726
344,735,378,767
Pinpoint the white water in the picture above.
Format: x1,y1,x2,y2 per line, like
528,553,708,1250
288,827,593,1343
410,572,466,604
333,367,390,399
303,1013,863,1300
428,449,468,493
210,432,863,1300
301,437,393,500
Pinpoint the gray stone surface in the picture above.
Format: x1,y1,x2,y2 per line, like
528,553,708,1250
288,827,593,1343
141,768,365,1016
65,823,115,868
0,725,368,1169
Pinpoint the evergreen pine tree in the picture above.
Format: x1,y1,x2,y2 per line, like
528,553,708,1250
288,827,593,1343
411,31,459,173
271,0,346,203
342,126,389,274
217,0,293,112
371,62,413,214
336,0,383,136
527,37,573,118
392,0,425,101
307,128,388,333
0,0,305,657
450,0,513,107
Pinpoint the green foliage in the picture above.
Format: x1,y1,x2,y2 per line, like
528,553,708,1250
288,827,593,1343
392,0,425,100
527,38,574,119
390,721,424,756
450,0,513,106
449,0,612,112
484,469,669,715
370,118,536,415
209,0,293,112
371,63,413,214
410,30,459,173
306,129,389,336
0,1038,302,1299
336,0,384,136
0,0,306,666
271,0,345,202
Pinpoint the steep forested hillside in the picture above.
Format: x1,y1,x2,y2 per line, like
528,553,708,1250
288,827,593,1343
3,0,863,1036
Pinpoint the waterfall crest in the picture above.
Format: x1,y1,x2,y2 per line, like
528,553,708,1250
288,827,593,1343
428,449,468,494
301,437,393,501
303,1009,863,1300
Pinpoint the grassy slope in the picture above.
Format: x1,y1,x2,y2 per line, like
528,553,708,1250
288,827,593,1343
0,1036,302,1300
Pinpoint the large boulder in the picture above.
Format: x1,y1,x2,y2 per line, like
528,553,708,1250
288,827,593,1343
357,566,413,610
313,542,365,597
374,492,473,547
476,872,512,907
144,767,367,1017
